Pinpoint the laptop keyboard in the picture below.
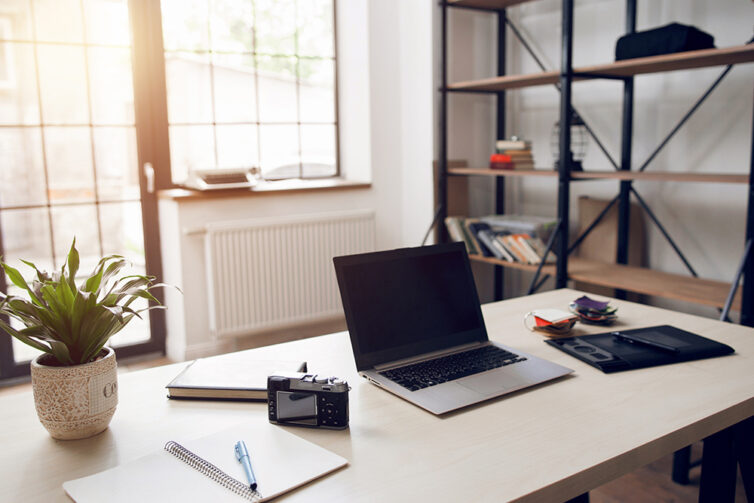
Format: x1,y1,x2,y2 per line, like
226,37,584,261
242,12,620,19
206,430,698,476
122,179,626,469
378,345,527,391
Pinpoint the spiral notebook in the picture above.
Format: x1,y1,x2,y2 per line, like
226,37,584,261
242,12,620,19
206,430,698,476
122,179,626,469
63,422,348,502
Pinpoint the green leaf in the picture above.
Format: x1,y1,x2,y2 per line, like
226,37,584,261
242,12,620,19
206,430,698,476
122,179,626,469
99,258,129,292
2,263,43,306
48,340,74,366
0,319,50,353
66,238,79,291
19,259,48,284
84,264,105,293
56,278,76,311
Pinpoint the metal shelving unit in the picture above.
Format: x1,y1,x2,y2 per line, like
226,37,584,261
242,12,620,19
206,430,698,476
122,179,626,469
437,0,754,325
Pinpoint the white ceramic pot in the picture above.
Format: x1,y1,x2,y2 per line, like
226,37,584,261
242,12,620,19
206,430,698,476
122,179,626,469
30,347,118,440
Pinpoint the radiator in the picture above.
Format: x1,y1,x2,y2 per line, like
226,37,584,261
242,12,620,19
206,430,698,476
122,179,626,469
203,210,376,337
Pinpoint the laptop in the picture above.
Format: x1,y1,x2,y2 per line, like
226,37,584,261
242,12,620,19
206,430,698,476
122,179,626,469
333,242,573,415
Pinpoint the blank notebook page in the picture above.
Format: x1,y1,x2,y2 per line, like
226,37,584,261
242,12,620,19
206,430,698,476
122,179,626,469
63,422,348,502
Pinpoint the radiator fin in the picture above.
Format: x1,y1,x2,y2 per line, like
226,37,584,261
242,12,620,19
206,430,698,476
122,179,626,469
204,211,376,337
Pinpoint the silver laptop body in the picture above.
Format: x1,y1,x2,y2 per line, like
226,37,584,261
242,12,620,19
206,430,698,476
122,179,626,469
333,242,573,415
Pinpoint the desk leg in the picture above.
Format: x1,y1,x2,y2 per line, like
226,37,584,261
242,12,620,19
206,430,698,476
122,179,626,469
564,493,588,503
672,445,692,485
735,416,753,501
699,426,737,502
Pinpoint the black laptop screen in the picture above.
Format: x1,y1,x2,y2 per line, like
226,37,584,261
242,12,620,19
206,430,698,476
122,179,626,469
333,243,488,371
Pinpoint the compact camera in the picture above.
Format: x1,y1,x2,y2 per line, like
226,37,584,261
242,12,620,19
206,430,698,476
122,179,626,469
267,372,349,429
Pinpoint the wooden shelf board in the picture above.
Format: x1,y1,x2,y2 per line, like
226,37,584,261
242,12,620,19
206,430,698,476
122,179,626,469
449,45,754,92
449,168,558,177
449,71,558,92
469,255,741,310
447,0,536,10
572,171,750,184
568,258,742,311
469,254,557,274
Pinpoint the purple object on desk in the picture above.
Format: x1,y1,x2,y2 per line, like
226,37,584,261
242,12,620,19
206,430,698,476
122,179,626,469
574,295,610,311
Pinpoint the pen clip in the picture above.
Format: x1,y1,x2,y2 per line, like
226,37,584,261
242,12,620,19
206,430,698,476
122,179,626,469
234,441,242,461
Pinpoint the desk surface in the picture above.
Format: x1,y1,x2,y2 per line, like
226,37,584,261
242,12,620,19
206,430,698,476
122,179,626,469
1,288,753,503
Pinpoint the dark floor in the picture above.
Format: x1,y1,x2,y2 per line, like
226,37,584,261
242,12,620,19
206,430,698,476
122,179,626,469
591,443,747,503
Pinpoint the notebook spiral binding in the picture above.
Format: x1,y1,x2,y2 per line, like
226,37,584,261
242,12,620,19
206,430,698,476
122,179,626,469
164,441,262,502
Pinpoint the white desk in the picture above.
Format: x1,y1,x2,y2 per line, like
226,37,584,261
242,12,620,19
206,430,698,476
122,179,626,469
1,289,753,502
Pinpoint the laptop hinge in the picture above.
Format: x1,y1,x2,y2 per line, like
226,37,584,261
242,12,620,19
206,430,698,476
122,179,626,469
373,341,488,371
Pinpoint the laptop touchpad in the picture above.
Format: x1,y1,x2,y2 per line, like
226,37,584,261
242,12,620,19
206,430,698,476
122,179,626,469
456,372,528,396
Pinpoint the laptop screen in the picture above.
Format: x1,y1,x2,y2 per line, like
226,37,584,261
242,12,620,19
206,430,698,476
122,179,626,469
333,242,488,371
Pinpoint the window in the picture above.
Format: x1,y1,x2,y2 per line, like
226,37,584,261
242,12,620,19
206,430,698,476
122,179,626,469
159,0,338,184
0,0,161,378
0,0,338,381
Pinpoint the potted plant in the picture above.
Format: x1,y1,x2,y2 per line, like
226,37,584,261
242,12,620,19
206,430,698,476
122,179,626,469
0,239,165,440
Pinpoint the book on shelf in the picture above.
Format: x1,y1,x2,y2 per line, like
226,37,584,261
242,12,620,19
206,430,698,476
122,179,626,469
496,138,532,150
445,216,556,264
166,354,307,401
477,229,514,262
445,216,480,255
500,234,532,263
464,220,495,257
479,214,557,241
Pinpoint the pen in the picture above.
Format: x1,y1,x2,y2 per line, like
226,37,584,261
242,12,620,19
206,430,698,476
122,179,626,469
611,331,680,353
234,440,258,490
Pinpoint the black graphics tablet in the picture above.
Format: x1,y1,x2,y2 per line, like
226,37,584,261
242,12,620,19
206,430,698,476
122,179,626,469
545,325,734,373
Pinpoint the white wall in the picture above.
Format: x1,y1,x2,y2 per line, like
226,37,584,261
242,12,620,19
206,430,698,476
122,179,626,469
447,0,754,316
160,0,435,360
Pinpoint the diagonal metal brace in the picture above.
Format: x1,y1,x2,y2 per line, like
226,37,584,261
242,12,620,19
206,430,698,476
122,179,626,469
639,37,754,173
630,187,698,277
568,195,620,255
527,219,561,294
505,18,619,171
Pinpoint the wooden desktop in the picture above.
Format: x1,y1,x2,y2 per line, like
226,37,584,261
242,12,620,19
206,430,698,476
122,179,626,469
0,288,752,502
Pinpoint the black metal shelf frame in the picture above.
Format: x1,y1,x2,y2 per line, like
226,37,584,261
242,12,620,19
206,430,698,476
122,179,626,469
437,0,754,327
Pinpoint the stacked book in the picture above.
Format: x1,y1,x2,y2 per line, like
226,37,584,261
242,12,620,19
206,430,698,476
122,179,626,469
490,138,534,170
444,215,556,265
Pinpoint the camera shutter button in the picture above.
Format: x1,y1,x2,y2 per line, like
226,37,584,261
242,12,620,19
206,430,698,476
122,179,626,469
331,378,344,385
314,376,329,384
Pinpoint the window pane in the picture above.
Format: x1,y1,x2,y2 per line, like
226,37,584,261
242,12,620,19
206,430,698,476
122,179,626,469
89,47,135,125
109,296,151,347
44,126,95,204
213,52,256,123
165,52,213,123
300,124,336,178
0,127,46,207
160,0,209,51
2,206,53,364
37,45,88,124
216,124,258,168
100,200,150,348
299,58,334,123
50,205,100,269
0,1,33,41
33,0,84,44
83,0,131,47
255,0,296,56
0,207,53,270
100,201,144,266
257,55,297,123
297,0,334,58
169,124,215,183
0,42,40,125
259,124,299,177
210,0,253,53
93,127,139,201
